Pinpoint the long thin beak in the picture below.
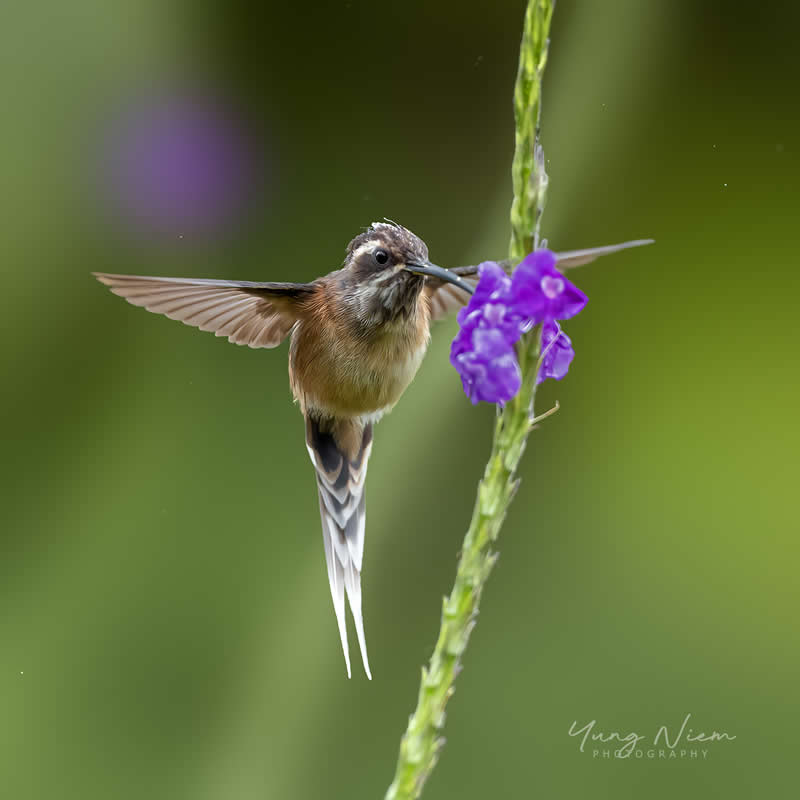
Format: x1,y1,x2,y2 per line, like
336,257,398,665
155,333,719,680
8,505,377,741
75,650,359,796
405,261,475,295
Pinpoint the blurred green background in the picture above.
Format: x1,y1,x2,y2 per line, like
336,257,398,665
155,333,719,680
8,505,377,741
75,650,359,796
1,1,798,798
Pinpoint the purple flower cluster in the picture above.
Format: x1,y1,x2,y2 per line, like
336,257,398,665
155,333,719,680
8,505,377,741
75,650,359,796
450,249,587,404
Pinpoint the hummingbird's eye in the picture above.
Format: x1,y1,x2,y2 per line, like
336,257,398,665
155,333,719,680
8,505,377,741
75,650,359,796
373,248,390,266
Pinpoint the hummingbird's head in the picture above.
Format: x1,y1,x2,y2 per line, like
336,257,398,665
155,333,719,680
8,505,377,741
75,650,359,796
342,221,471,326
344,221,429,282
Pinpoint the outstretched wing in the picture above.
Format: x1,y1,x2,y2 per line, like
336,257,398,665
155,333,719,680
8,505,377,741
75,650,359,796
425,239,654,322
553,239,654,269
93,273,313,348
305,416,373,679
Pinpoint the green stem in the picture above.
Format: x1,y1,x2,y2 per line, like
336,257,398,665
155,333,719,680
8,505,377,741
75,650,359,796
510,0,553,258
384,2,554,799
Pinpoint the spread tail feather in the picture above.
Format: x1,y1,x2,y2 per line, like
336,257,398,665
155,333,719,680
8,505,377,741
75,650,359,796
306,416,373,679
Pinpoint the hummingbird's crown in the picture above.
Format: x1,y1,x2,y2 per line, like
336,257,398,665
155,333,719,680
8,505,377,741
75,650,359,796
345,221,429,267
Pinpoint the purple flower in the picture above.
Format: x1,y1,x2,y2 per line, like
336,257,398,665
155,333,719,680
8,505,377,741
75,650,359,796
537,321,574,384
450,250,585,404
450,263,524,404
451,328,521,405
512,249,588,323
455,262,525,345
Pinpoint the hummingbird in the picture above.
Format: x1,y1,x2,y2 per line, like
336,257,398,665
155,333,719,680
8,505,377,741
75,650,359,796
94,221,651,678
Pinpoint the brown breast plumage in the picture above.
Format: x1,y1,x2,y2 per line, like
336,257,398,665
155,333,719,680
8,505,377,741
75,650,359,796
288,281,431,420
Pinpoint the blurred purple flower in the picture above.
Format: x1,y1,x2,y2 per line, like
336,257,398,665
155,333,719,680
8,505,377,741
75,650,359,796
102,92,258,236
537,321,574,385
450,250,585,403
